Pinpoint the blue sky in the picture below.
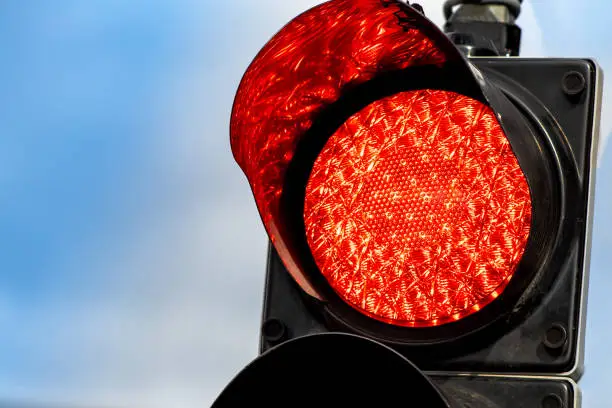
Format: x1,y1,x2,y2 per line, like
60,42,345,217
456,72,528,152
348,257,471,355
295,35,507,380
0,1,610,407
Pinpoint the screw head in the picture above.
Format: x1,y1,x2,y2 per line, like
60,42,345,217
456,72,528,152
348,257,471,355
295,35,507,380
543,323,568,351
562,71,586,96
262,318,287,343
542,393,564,408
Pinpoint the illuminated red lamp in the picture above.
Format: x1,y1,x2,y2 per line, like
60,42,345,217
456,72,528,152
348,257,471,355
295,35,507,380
230,0,532,328
304,89,531,327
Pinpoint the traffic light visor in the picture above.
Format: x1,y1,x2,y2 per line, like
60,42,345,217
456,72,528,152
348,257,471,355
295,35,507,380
212,332,451,407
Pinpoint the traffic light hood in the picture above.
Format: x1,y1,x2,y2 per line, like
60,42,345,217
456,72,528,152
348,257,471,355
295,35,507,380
211,332,451,407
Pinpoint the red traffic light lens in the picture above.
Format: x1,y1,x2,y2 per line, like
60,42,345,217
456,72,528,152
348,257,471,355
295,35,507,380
304,90,532,327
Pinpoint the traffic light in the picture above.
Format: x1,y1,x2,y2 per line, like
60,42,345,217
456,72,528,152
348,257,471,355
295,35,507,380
216,0,602,406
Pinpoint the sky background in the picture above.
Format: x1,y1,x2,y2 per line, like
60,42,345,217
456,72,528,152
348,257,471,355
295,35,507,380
0,1,610,407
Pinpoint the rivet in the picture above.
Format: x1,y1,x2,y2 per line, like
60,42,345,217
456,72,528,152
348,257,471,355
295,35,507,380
561,71,586,97
262,318,287,344
541,393,564,408
543,323,568,352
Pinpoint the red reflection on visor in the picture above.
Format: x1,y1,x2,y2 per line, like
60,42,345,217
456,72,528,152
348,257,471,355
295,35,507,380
230,0,448,297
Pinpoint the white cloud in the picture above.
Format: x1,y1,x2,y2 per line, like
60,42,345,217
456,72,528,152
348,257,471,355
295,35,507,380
0,186,269,407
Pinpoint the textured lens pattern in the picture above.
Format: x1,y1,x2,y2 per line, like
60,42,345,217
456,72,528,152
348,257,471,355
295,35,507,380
230,0,446,232
304,90,532,327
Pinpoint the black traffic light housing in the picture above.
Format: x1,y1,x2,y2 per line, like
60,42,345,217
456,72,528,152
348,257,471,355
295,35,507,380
215,332,578,408
259,57,601,406
218,1,603,406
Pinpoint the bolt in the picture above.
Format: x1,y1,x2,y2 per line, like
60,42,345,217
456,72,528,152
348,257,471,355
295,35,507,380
262,318,287,343
543,323,568,352
562,71,586,97
541,393,564,408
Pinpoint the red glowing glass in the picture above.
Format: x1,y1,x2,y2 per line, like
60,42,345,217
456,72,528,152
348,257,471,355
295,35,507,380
230,0,456,298
303,90,532,327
